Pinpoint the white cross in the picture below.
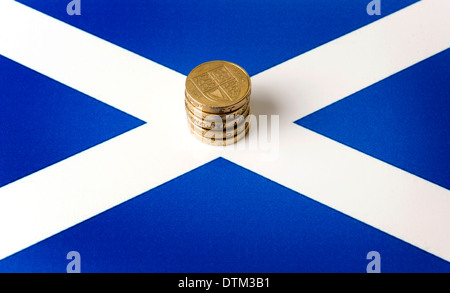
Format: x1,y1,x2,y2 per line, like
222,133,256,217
0,0,449,262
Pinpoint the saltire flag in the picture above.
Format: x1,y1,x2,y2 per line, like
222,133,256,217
0,0,449,273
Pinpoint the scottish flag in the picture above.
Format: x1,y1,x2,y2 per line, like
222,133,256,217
0,0,449,273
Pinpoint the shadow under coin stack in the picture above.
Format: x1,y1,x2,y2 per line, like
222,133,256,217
185,61,251,146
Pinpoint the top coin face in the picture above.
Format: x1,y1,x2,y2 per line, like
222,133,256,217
185,61,251,113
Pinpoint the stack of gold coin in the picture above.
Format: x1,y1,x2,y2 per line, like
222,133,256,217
185,60,251,146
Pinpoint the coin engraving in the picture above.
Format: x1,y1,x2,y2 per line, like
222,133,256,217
210,65,233,83
192,72,217,92
186,61,250,111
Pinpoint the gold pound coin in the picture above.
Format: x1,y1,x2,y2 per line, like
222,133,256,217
185,104,251,130
188,119,250,146
185,61,251,114
185,94,249,121
187,111,251,139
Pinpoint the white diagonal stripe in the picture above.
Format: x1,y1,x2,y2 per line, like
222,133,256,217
225,124,450,262
226,0,450,261
0,0,177,122
252,0,450,122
